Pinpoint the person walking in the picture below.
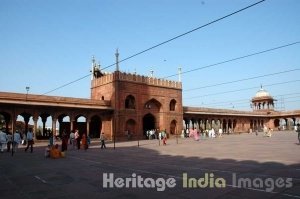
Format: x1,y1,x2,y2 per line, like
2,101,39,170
25,128,34,153
100,132,106,149
162,135,167,145
61,131,68,152
296,124,300,144
0,128,8,153
75,130,80,150
82,134,88,151
13,130,22,152
6,132,12,152
69,130,75,149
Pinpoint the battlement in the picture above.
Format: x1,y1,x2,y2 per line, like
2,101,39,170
91,71,182,89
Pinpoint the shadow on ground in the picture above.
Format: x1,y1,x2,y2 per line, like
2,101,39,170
0,139,299,199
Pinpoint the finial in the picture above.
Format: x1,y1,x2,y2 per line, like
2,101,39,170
92,56,96,66
150,68,154,77
91,56,96,80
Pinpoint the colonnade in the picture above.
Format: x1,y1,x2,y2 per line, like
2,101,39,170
0,108,112,140
183,117,270,133
183,117,236,133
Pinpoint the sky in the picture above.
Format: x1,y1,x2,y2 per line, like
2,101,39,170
0,0,300,111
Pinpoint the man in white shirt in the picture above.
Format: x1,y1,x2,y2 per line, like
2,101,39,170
69,130,75,149
13,130,22,152
25,128,34,153
100,132,106,149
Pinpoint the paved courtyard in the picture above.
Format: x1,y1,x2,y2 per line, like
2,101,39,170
0,131,299,199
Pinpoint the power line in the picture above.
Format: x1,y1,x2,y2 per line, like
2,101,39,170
41,74,91,95
200,95,300,108
184,79,300,99
40,0,266,95
163,41,300,79
102,0,266,71
184,68,300,92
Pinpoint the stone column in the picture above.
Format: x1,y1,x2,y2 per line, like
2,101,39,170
86,119,90,136
4,117,10,132
24,115,30,134
33,116,38,141
12,113,16,136
58,117,63,136
52,117,57,138
226,120,229,134
41,117,47,136
70,116,76,132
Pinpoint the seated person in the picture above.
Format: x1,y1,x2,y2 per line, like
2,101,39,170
50,144,62,159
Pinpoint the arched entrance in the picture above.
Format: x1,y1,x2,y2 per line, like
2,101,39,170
74,115,87,135
0,111,11,131
90,115,102,138
143,113,155,136
125,119,136,135
274,119,280,130
170,120,177,135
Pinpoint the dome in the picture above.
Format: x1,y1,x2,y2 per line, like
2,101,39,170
252,86,274,101
255,88,271,98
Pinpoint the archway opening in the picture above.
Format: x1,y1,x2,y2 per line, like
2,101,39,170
58,114,70,137
75,115,87,135
143,113,155,137
170,120,177,135
90,115,102,138
125,119,136,138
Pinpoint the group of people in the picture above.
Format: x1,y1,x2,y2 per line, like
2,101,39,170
0,128,34,153
45,130,107,159
182,128,225,141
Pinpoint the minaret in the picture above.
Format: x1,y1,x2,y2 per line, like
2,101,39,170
178,67,182,82
91,56,96,80
115,48,119,71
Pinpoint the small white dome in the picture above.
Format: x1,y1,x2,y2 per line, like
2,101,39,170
254,87,271,98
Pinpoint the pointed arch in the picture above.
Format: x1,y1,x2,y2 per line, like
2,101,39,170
144,98,162,112
170,119,177,135
169,99,176,111
125,119,136,135
125,95,136,109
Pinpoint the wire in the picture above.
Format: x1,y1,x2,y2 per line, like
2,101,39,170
163,41,300,79
40,0,266,95
184,68,300,92
199,95,300,108
184,79,300,99
102,0,266,71
41,74,91,95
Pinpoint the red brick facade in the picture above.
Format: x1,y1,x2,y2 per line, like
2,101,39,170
91,71,183,139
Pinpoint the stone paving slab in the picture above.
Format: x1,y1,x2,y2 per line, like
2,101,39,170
0,131,299,198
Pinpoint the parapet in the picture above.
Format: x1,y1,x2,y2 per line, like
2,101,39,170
91,71,182,89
